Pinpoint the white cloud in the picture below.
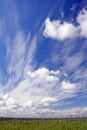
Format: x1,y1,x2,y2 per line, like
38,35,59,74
6,67,78,111
41,97,57,106
43,18,78,41
60,81,76,93
0,91,20,110
0,93,87,118
0,75,85,118
56,81,77,101
26,68,59,82
77,8,87,38
9,68,60,106
43,8,87,41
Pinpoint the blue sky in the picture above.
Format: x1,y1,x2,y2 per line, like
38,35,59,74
0,0,87,118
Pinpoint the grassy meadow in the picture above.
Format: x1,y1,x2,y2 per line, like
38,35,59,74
0,118,87,130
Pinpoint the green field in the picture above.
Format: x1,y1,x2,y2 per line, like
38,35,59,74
0,118,87,130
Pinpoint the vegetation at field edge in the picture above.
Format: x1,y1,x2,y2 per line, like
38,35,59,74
0,118,87,130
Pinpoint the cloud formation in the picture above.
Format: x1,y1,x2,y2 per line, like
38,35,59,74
4,67,81,117
0,1,87,118
0,89,87,118
43,8,87,40
43,18,78,40
9,68,60,106
77,8,87,38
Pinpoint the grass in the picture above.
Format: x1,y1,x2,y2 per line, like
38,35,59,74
0,118,87,130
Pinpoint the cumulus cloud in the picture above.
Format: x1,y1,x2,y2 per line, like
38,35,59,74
43,8,87,41
26,67,60,82
43,18,78,40
77,8,87,38
9,68,60,106
60,81,76,93
0,67,86,117
6,67,79,114
0,91,20,110
0,90,87,118
41,97,57,106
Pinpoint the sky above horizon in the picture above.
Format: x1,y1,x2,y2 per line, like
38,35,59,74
0,0,87,118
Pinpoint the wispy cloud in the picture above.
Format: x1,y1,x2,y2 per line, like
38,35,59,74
0,1,39,90
0,1,87,118
3,32,38,92
63,52,84,71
